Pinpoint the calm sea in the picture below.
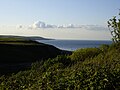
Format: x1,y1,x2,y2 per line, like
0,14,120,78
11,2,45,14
37,40,112,51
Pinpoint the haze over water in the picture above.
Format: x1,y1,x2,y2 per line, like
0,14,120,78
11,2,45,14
37,40,112,51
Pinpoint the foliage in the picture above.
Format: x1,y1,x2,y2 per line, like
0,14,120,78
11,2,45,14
70,48,101,62
108,11,120,43
0,43,120,89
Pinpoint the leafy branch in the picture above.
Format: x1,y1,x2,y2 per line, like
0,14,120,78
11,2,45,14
108,10,120,43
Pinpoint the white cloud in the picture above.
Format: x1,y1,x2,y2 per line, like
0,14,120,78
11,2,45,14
30,21,81,29
57,25,64,28
81,25,108,31
29,21,108,31
66,24,74,28
16,25,23,29
30,21,56,29
32,21,46,28
46,24,57,28
57,24,81,28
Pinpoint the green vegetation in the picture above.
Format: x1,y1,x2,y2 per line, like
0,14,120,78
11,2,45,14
0,39,61,63
108,11,120,43
0,43,120,89
0,35,45,45
0,36,67,74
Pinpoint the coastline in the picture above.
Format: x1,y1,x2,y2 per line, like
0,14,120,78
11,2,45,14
0,35,72,74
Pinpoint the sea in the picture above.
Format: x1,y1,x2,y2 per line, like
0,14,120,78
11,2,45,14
37,40,112,51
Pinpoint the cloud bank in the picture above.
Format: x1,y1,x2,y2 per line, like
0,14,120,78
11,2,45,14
80,25,108,31
16,25,23,29
30,21,81,29
28,21,108,31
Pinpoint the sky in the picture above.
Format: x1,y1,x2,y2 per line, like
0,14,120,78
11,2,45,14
0,0,120,40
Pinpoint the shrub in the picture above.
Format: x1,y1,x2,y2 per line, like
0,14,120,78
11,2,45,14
43,55,71,69
1,43,120,89
70,48,101,62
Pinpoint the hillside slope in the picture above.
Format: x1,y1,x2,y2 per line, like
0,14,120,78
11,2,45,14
0,36,71,74
0,43,120,89
0,35,51,41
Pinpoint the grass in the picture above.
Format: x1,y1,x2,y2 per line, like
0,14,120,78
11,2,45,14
0,36,67,74
0,42,120,89
0,37,39,45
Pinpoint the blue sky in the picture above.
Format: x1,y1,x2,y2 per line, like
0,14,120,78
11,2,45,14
0,0,120,40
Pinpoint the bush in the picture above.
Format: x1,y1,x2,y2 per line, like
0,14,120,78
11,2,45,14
70,48,101,62
99,44,109,52
43,55,71,69
1,43,120,89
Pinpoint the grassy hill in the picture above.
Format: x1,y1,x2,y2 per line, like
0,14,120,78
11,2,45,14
0,42,120,89
0,35,51,41
0,36,71,74
0,36,61,63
